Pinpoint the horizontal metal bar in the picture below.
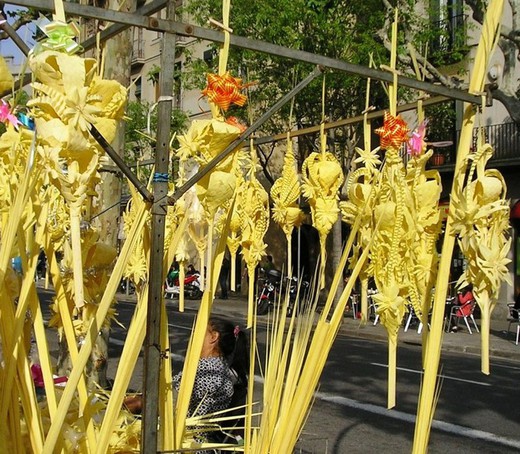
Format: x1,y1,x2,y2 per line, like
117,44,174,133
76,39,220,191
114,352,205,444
6,0,482,105
80,0,168,52
255,95,451,144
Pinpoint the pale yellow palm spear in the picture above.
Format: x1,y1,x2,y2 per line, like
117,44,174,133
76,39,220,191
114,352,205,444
301,137,344,288
271,133,304,273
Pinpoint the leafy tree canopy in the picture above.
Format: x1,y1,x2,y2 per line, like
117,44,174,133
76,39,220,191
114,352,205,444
183,0,390,147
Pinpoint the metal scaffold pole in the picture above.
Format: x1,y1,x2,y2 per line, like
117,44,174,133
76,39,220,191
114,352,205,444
141,0,176,452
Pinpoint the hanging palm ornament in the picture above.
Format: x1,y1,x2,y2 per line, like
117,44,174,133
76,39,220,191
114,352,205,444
270,131,304,275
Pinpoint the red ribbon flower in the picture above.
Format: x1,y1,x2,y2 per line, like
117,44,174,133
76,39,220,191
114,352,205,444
201,72,247,111
375,112,410,150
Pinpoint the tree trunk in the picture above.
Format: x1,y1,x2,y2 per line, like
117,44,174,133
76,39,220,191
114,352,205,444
81,0,137,389
94,0,135,249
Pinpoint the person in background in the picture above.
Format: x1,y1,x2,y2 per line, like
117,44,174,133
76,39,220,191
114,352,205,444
261,255,275,272
124,318,249,451
448,284,475,332
175,317,249,448
219,253,230,299
187,263,198,275
457,284,474,305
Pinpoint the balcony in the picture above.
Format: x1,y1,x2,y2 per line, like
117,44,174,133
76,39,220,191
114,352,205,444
430,122,520,170
132,30,145,67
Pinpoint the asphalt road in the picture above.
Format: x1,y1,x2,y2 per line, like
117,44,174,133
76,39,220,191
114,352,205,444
39,290,520,453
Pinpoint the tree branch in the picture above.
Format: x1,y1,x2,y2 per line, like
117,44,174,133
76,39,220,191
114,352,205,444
256,144,275,186
0,4,39,42
492,88,520,123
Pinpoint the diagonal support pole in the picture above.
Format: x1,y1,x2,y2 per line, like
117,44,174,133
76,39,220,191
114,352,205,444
168,65,324,205
90,125,154,202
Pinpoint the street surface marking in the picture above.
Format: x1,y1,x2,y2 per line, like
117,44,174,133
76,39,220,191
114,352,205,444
371,362,491,387
490,363,520,371
104,348,518,449
315,390,520,450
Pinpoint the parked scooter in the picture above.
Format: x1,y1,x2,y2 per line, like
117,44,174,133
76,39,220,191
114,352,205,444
119,277,136,295
256,269,282,315
256,269,309,316
165,269,203,299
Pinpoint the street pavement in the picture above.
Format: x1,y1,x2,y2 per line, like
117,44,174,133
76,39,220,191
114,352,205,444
161,293,520,363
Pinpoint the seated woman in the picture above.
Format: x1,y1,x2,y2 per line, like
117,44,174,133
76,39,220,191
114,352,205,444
175,317,249,447
447,284,475,332
124,317,249,449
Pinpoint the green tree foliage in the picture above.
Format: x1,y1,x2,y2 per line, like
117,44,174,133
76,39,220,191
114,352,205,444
182,0,390,157
124,100,188,165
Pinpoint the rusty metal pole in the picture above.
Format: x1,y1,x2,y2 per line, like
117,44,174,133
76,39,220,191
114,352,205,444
141,0,176,452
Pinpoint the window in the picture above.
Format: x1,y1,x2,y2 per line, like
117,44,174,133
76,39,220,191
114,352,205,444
134,77,142,102
428,0,467,65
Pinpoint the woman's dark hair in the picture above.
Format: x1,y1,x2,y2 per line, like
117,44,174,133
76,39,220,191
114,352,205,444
209,317,249,384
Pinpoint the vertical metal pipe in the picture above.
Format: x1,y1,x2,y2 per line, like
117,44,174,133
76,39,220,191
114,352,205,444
141,1,176,451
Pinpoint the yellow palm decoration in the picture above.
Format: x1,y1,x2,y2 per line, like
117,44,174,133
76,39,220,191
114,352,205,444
240,142,270,327
28,49,126,310
451,134,510,374
227,173,245,291
271,132,304,274
301,123,344,288
414,1,506,451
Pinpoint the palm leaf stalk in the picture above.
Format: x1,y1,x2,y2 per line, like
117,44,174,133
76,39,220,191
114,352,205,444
173,200,234,451
413,0,505,451
43,200,149,453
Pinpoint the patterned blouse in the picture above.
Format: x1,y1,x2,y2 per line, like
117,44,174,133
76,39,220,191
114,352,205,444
184,356,234,416
174,356,235,453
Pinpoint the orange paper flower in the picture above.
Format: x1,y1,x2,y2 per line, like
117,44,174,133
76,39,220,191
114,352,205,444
375,112,410,150
225,116,247,132
201,72,247,111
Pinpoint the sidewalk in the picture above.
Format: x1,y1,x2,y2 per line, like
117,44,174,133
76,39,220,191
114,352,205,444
170,294,520,363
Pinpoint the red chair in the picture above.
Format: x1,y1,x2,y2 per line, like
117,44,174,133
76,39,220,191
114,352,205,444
445,298,479,334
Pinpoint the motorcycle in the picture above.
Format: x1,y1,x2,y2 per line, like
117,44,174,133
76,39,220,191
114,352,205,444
119,278,136,295
165,270,203,299
256,269,310,316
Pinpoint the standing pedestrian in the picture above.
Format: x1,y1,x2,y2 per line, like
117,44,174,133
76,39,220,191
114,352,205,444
219,253,230,299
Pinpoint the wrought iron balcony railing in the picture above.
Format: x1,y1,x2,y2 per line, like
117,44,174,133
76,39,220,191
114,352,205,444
132,29,145,65
430,122,520,169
